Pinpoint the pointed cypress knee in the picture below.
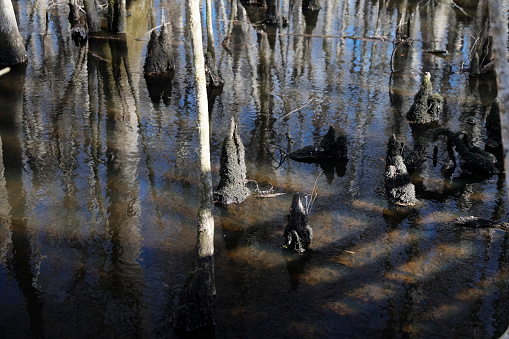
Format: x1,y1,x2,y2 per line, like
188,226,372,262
283,193,313,253
144,24,175,75
214,118,250,205
406,72,443,124
385,135,417,206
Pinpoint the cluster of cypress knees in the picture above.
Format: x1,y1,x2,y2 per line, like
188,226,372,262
213,72,505,253
142,23,504,251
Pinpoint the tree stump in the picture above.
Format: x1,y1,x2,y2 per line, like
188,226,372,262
385,135,417,206
214,118,250,205
406,72,443,124
283,193,313,253
144,24,175,75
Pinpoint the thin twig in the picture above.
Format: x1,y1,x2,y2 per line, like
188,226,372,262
279,98,314,121
134,23,170,41
451,0,471,17
305,170,323,214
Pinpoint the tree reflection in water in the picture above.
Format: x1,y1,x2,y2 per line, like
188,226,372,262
0,0,508,338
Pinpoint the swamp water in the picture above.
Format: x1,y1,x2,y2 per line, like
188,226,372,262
1,0,509,337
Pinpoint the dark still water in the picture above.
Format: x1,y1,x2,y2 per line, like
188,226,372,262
1,0,509,337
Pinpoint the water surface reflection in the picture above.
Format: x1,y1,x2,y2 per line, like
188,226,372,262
1,0,509,337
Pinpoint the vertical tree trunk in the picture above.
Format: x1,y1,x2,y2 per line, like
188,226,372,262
108,0,126,33
489,3,509,335
206,0,215,59
84,0,101,33
0,0,26,66
172,0,215,333
488,0,509,194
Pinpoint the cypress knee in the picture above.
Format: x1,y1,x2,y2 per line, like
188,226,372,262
214,118,250,205
283,193,313,253
406,72,443,124
385,135,417,206
144,24,175,75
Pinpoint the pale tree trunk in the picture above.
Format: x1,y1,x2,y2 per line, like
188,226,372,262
488,0,509,196
0,0,26,66
206,0,215,59
490,2,509,336
172,0,215,333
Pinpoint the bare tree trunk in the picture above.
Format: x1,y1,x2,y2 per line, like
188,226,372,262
489,3,509,335
488,0,509,194
172,0,215,333
206,0,215,59
0,0,26,66
108,0,126,33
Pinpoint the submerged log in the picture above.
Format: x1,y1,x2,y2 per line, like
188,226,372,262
214,118,250,205
406,72,443,124
283,193,313,253
405,128,497,176
288,125,347,163
454,216,509,230
385,135,417,206
144,24,175,75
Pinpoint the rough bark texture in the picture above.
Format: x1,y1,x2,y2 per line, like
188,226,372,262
283,193,313,253
385,135,417,206
0,0,26,66
144,24,175,75
488,0,509,194
172,0,215,332
214,118,250,205
406,72,443,124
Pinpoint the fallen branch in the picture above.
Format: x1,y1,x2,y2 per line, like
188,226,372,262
253,193,286,198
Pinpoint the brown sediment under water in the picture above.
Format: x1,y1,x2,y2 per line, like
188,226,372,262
1,0,508,337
